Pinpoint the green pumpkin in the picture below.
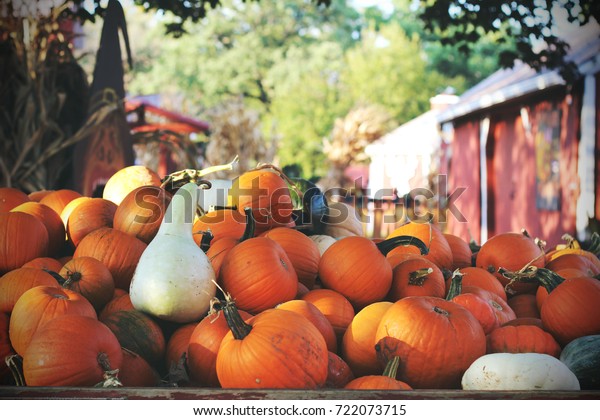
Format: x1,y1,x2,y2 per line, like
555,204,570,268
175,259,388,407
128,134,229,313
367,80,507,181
559,334,600,390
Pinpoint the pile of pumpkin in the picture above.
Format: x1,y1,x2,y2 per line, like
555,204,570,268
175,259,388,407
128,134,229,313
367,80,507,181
1,163,599,391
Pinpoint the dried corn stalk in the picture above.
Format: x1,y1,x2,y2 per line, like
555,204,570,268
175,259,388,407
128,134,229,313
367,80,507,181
321,103,393,192
204,97,279,178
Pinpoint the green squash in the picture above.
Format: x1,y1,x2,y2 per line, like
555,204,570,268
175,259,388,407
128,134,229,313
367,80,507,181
560,334,600,390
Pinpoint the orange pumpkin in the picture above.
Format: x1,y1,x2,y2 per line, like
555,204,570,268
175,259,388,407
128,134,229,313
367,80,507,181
22,257,63,273
341,301,393,377
28,189,54,202
39,189,82,217
23,315,123,387
98,293,134,322
325,351,355,388
118,348,161,387
261,227,321,290
0,212,49,275
187,308,252,387
229,168,294,234
0,187,30,212
387,255,445,301
319,236,392,309
66,198,118,247
60,196,92,229
219,237,298,314
216,300,328,389
344,356,413,390
301,288,355,342
443,233,473,271
276,299,337,353
102,165,162,206
486,324,561,357
164,322,196,376
375,296,486,389
445,266,507,302
73,227,147,290
11,202,66,256
545,253,600,278
475,231,545,295
386,222,453,271
113,185,172,244
193,208,246,247
9,285,97,355
507,293,540,319
59,256,115,312
0,267,58,313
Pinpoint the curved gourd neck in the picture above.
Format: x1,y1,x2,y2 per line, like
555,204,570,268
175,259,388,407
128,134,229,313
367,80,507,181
158,182,198,238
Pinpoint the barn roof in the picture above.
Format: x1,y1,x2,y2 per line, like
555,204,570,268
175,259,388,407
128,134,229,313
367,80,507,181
437,27,600,124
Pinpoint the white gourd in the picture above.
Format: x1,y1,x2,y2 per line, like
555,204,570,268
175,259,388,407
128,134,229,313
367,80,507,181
129,182,217,323
461,353,580,391
309,234,337,256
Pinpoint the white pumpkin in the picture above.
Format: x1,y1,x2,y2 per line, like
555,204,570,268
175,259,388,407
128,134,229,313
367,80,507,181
129,182,217,323
309,234,337,256
461,353,580,391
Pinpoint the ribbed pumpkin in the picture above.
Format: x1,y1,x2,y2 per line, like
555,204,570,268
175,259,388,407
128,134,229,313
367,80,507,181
23,315,123,387
387,255,445,301
386,222,453,271
261,227,321,290
344,356,413,390
0,187,30,212
375,296,486,389
219,237,298,314
39,189,82,217
0,267,58,313
301,288,355,342
216,299,328,389
113,185,172,244
187,307,252,387
59,256,115,312
486,324,561,357
101,309,166,367
229,168,294,234
341,301,393,377
276,299,337,353
319,236,392,309
9,285,97,356
475,231,545,295
73,227,147,290
66,198,118,247
538,271,600,346
0,212,49,275
11,202,66,256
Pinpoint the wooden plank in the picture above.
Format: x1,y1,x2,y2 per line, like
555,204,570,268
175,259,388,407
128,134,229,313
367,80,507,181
1,387,599,400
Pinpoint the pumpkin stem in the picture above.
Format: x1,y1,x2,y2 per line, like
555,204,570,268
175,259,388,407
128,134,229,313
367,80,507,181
94,352,122,388
62,270,82,289
534,267,565,294
376,235,429,256
218,293,253,340
240,207,256,241
5,354,25,386
198,230,214,252
161,156,239,191
585,232,600,257
445,269,464,300
408,268,434,286
382,356,401,379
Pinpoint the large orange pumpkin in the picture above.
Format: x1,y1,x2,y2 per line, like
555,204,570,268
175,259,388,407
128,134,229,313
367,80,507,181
319,236,392,309
9,285,97,355
375,296,486,389
0,212,49,275
22,315,123,387
276,299,337,353
73,227,147,290
387,255,445,301
445,266,508,302
219,237,298,314
216,300,328,389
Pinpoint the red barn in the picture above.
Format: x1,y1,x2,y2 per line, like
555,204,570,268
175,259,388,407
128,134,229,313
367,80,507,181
437,32,600,248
